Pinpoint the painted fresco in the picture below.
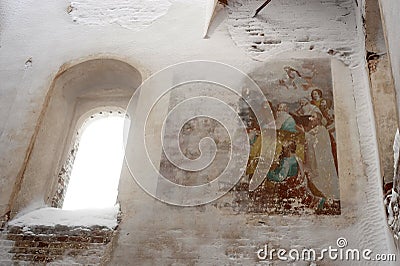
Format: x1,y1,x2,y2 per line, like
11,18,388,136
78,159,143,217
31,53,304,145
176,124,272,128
238,58,340,215
158,59,340,215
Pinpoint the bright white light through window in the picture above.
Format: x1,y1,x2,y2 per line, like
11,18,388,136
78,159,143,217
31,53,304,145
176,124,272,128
62,116,125,210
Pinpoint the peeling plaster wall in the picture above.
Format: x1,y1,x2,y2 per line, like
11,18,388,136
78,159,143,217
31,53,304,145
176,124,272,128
378,0,400,249
227,0,359,66
0,0,396,264
68,0,205,31
379,0,400,127
365,0,397,185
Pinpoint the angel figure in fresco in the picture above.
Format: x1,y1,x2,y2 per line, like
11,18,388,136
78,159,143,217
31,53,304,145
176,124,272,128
279,66,312,91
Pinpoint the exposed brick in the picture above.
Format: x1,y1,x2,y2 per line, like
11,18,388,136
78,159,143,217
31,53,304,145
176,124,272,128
56,235,68,242
90,236,106,243
13,253,34,261
14,240,37,248
47,248,65,256
48,242,64,249
7,227,22,234
6,234,23,241
1,224,114,265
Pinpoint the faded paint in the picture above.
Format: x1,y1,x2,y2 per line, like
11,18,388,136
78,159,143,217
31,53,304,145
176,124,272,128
0,0,397,265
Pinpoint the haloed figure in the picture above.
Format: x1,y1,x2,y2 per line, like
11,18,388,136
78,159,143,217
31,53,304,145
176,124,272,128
310,88,323,108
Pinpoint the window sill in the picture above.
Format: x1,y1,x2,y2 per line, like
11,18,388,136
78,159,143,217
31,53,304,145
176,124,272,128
8,205,119,229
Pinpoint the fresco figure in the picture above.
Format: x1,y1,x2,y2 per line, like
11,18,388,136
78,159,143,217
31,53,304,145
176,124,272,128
267,140,299,182
296,97,320,116
238,60,341,215
275,103,297,133
303,112,339,200
319,98,338,171
310,88,324,108
265,140,328,212
320,99,335,128
283,66,311,91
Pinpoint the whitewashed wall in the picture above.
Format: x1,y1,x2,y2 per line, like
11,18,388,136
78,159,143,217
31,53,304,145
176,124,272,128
0,0,396,264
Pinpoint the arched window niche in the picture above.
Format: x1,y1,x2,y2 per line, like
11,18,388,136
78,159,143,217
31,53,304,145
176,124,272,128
10,58,143,218
55,108,126,210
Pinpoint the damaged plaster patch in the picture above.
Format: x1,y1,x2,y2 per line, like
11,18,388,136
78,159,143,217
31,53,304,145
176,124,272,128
69,0,205,30
24,57,32,69
226,0,358,66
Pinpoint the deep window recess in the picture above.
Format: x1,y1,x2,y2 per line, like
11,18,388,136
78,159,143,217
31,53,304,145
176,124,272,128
62,115,125,210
